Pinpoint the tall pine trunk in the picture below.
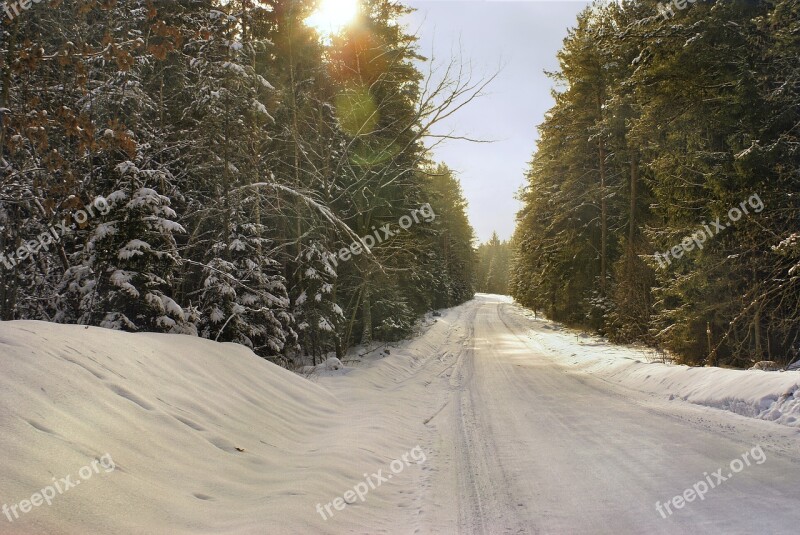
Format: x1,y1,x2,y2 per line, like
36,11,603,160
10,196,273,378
361,279,372,345
598,136,608,294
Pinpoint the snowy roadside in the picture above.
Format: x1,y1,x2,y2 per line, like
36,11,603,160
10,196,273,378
501,301,800,430
293,312,441,379
0,306,462,534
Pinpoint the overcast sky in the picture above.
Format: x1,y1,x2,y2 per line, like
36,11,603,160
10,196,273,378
404,1,589,243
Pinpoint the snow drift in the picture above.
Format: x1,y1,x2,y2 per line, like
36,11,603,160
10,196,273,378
0,319,442,534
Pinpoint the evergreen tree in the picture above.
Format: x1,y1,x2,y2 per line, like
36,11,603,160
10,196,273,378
1,0,483,365
512,0,800,366
476,232,511,296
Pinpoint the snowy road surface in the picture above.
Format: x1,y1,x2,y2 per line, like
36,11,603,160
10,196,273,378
416,295,800,534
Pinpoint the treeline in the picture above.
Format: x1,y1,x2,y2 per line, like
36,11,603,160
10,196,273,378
475,232,511,295
512,0,800,367
0,0,477,365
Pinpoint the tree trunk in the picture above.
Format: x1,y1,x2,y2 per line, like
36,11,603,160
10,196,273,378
361,281,372,345
754,304,762,360
598,137,608,294
629,152,639,251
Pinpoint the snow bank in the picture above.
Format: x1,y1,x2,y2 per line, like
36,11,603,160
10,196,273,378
0,321,348,534
509,305,800,429
0,311,458,534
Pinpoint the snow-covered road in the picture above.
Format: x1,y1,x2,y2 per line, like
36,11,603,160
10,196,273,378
418,295,800,534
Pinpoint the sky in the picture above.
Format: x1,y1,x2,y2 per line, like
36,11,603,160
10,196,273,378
404,1,590,243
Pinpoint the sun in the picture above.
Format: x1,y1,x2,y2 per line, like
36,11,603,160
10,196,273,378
305,0,359,35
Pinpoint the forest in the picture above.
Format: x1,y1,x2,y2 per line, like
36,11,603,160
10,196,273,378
0,0,478,365
511,0,800,367
475,231,511,295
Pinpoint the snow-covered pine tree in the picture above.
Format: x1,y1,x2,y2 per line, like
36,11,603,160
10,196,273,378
291,241,343,364
178,3,297,360
58,160,190,333
197,199,296,361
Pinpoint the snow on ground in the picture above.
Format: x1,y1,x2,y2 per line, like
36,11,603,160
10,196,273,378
504,301,800,429
0,318,460,534
1,298,799,534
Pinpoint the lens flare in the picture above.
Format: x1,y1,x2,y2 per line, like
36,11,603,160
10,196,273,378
305,0,359,35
